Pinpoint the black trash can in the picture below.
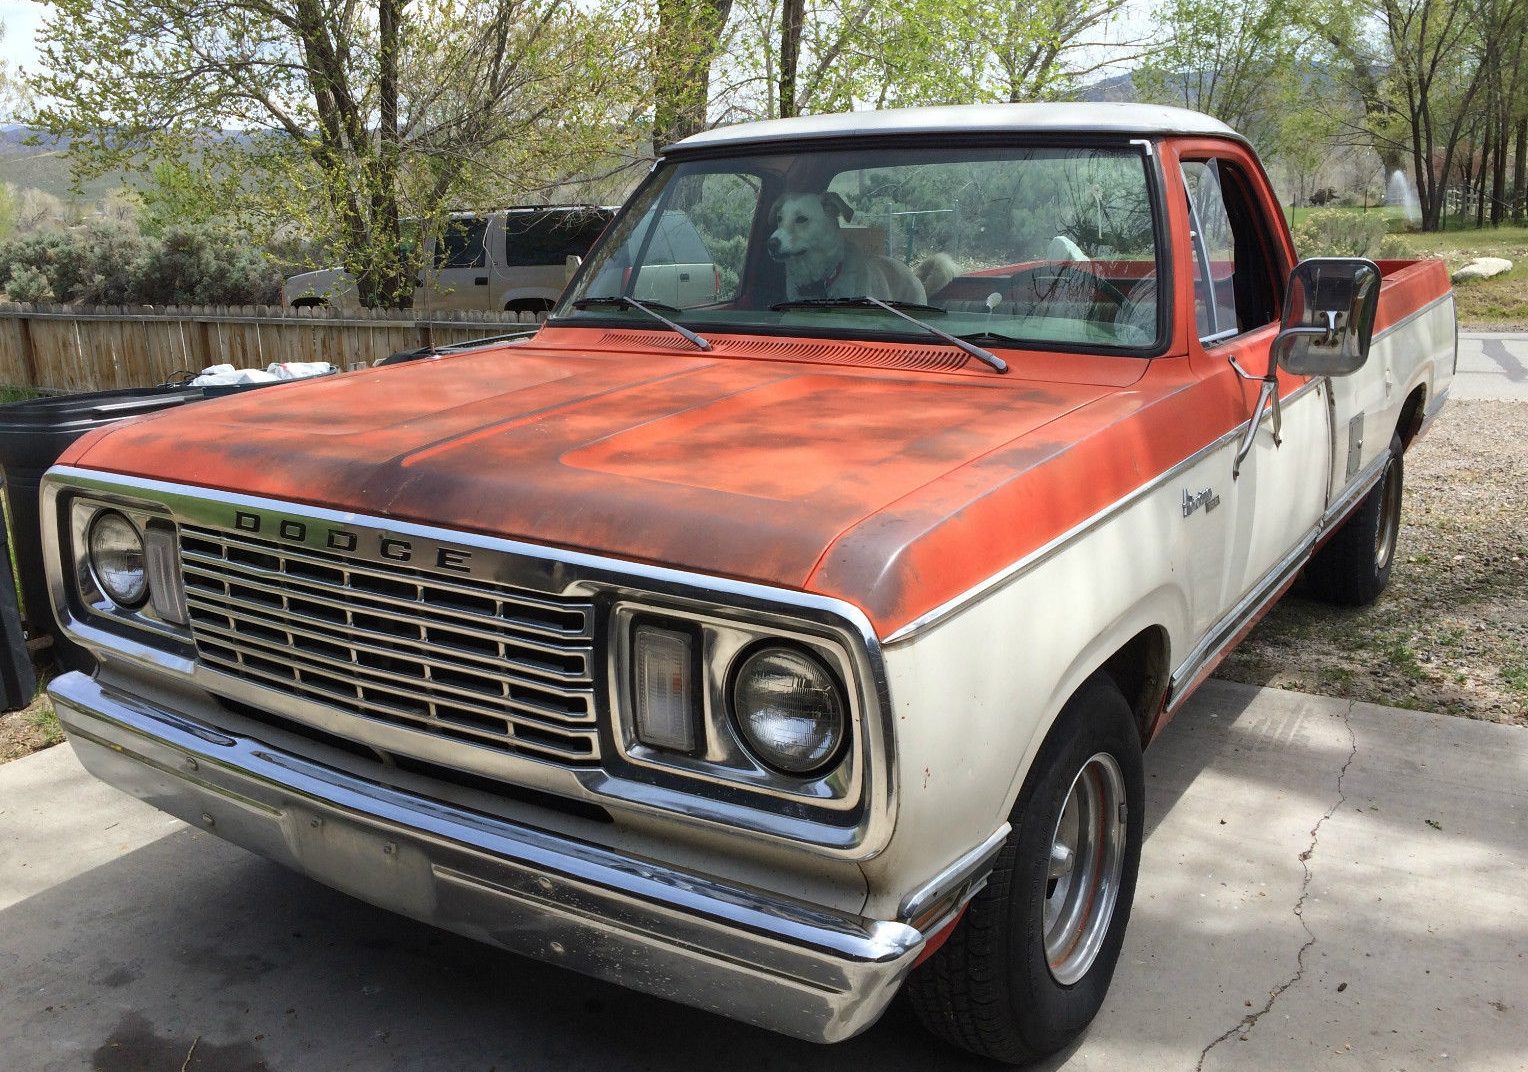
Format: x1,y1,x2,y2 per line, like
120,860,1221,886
0,386,212,670
0,510,36,711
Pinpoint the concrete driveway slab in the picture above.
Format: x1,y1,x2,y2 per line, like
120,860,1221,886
1456,332,1528,401
1,680,1524,1071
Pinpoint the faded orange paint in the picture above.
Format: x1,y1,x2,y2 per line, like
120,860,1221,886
57,215,1451,639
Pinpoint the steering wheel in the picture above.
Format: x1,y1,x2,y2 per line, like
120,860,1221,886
1008,263,1132,309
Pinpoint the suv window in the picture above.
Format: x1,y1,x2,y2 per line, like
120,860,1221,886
504,211,611,267
435,217,489,269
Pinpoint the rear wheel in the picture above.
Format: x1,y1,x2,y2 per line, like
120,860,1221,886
906,674,1145,1064
1305,432,1404,607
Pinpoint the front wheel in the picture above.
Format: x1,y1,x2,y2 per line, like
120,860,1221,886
906,674,1145,1064
1305,432,1404,607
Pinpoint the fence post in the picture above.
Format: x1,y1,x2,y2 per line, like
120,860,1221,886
13,305,39,389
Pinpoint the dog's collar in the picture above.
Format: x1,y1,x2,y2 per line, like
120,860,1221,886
801,260,843,299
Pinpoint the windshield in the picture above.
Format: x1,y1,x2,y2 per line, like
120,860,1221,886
555,143,1163,353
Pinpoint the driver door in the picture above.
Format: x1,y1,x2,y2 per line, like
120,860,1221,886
1178,151,1330,609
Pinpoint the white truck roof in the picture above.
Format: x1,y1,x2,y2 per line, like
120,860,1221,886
668,102,1244,153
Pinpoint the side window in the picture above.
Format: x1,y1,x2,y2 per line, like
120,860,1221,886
504,212,611,267
584,172,757,309
646,217,678,266
1180,159,1281,343
680,172,757,302
435,217,488,269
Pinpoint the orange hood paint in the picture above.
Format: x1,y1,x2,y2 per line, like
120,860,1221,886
60,332,1221,635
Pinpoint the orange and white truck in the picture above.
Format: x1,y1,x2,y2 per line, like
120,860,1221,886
42,103,1454,1064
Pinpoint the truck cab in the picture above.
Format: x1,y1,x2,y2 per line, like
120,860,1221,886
43,103,1454,1065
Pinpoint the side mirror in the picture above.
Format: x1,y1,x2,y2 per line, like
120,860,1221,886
1271,258,1381,377
565,254,583,283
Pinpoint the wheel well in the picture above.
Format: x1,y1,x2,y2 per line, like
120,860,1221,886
1397,386,1426,450
505,298,555,314
289,297,327,309
1099,626,1171,745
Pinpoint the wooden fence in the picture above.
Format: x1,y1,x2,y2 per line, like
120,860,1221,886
0,303,546,394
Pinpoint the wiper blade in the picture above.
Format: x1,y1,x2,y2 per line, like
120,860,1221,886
956,329,1027,345
575,295,685,314
570,295,711,351
773,294,1006,373
771,297,948,316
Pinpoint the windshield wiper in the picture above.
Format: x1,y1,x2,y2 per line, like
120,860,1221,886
771,295,1006,373
570,295,712,352
956,329,1027,345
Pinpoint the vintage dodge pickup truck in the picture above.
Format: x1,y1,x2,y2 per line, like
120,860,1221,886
43,103,1454,1063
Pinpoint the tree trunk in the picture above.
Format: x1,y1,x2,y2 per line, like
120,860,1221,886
1491,113,1509,227
778,0,805,119
1476,120,1490,229
652,0,734,150
1513,117,1528,224
369,0,406,307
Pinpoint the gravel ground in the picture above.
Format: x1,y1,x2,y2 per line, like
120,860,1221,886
1218,399,1528,725
0,694,61,762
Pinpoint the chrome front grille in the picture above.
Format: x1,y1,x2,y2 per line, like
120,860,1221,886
179,524,599,765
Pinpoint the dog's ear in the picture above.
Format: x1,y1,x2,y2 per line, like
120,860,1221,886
821,191,854,223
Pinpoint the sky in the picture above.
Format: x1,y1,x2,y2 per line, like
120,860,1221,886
0,0,43,76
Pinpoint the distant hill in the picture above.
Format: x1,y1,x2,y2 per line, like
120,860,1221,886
1079,73,1137,103
0,124,131,202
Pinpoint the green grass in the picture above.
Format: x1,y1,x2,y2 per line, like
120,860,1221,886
1394,224,1528,255
1505,656,1528,703
28,699,63,747
0,385,43,405
1285,204,1410,230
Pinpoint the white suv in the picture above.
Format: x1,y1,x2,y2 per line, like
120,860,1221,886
282,206,615,313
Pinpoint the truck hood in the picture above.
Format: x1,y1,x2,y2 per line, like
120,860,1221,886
65,342,1153,632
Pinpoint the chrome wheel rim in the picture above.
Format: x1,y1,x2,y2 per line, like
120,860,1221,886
1043,752,1127,986
1375,456,1401,572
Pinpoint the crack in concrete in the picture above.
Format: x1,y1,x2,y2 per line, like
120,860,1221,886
1193,699,1358,1072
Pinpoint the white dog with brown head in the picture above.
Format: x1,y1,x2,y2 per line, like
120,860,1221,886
767,191,928,304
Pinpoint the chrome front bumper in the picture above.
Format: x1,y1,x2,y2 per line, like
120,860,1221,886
48,672,925,1043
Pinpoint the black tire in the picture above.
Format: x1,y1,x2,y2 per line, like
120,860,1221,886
906,674,1145,1064
1305,432,1404,607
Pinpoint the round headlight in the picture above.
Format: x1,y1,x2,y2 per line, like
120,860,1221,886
88,510,148,607
730,645,847,775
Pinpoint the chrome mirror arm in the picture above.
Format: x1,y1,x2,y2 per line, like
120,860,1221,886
1232,364,1283,479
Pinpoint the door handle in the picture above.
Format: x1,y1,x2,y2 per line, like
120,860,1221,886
474,276,488,286
679,273,691,282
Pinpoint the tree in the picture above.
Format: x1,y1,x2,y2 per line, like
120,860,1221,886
30,0,647,306
965,0,1135,104
1135,0,1305,149
652,0,735,145
1378,0,1497,230
717,0,1133,124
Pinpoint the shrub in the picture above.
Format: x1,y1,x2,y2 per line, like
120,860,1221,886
0,224,281,306
1291,209,1391,258
77,223,154,304
5,264,53,303
134,226,282,305
0,230,89,301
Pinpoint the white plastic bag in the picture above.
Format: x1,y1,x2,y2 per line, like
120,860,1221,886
267,361,337,381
